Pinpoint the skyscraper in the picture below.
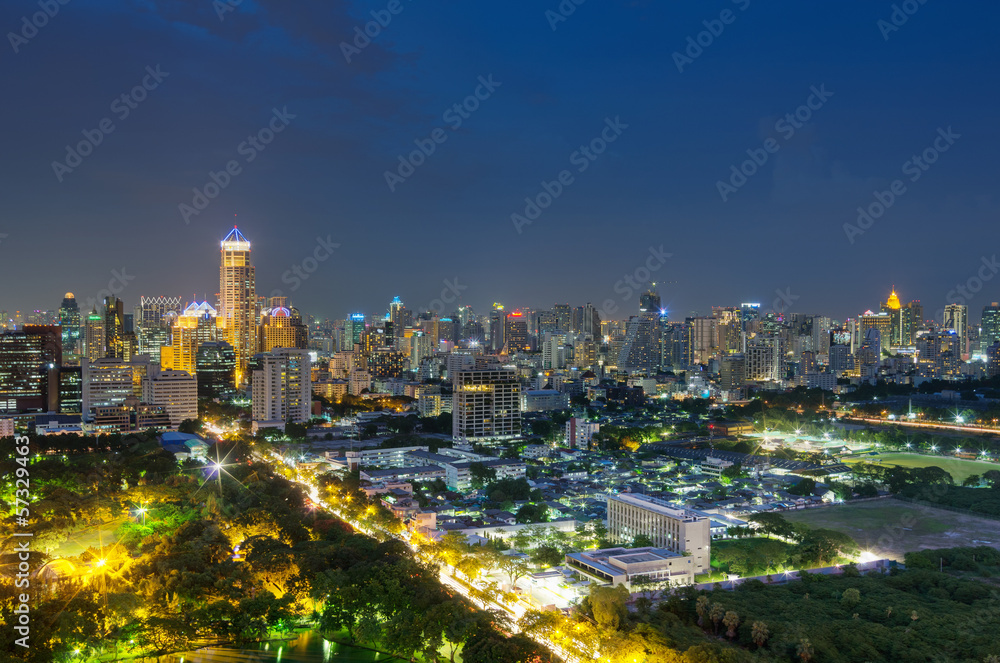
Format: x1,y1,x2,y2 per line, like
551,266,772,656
103,296,125,359
943,304,969,359
219,227,257,386
452,366,521,444
251,347,311,431
982,303,1000,356
58,293,80,363
84,309,104,361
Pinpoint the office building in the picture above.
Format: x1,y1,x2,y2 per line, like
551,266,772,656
58,293,81,362
719,353,746,391
84,309,104,361
943,304,969,359
142,367,198,427
0,326,61,413
161,302,220,375
218,227,257,386
251,347,312,430
566,547,703,589
81,356,151,421
606,493,711,573
196,341,236,399
983,303,1000,356
452,368,521,443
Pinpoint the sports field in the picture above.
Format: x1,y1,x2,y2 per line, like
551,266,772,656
784,499,1000,561
843,452,1000,483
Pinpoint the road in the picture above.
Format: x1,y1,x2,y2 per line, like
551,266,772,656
253,449,582,663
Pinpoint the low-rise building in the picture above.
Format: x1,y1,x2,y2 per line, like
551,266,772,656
566,546,699,589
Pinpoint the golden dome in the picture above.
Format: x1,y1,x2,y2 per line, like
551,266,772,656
886,289,901,310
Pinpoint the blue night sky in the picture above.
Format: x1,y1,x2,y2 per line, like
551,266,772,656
1,0,998,322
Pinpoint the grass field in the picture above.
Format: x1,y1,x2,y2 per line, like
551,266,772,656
843,452,1000,483
51,517,128,558
784,499,1000,561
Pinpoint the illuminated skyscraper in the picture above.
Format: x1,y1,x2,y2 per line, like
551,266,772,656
219,227,257,385
103,296,125,359
58,293,81,363
161,302,220,375
84,309,104,361
943,304,969,359
982,303,1000,355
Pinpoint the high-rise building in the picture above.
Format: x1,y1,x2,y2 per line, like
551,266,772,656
196,341,236,399
345,313,366,350
142,367,198,427
260,305,298,352
489,304,506,352
103,296,125,359
982,303,1000,356
746,335,783,382
452,367,521,443
943,304,969,359
58,293,81,363
504,311,530,353
553,304,571,332
987,341,1000,378
251,347,312,430
639,290,661,314
137,296,182,363
0,326,61,413
161,302,220,375
84,309,104,361
618,313,660,373
58,366,82,414
719,353,746,391
81,356,151,421
218,227,257,386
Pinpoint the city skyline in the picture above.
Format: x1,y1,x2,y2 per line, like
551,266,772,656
1,2,999,321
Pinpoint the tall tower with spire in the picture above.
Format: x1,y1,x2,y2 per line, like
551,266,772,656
219,227,257,386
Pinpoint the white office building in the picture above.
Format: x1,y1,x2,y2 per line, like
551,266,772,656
142,368,198,427
251,348,312,431
606,493,711,573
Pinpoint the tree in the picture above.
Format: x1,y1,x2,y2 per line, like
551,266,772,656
469,462,498,489
751,620,769,648
590,584,629,631
788,477,817,496
841,587,861,609
496,555,530,588
797,528,859,566
515,503,548,524
178,419,202,434
748,512,795,540
696,595,709,628
709,603,725,635
631,534,655,548
723,610,740,639
796,637,815,662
